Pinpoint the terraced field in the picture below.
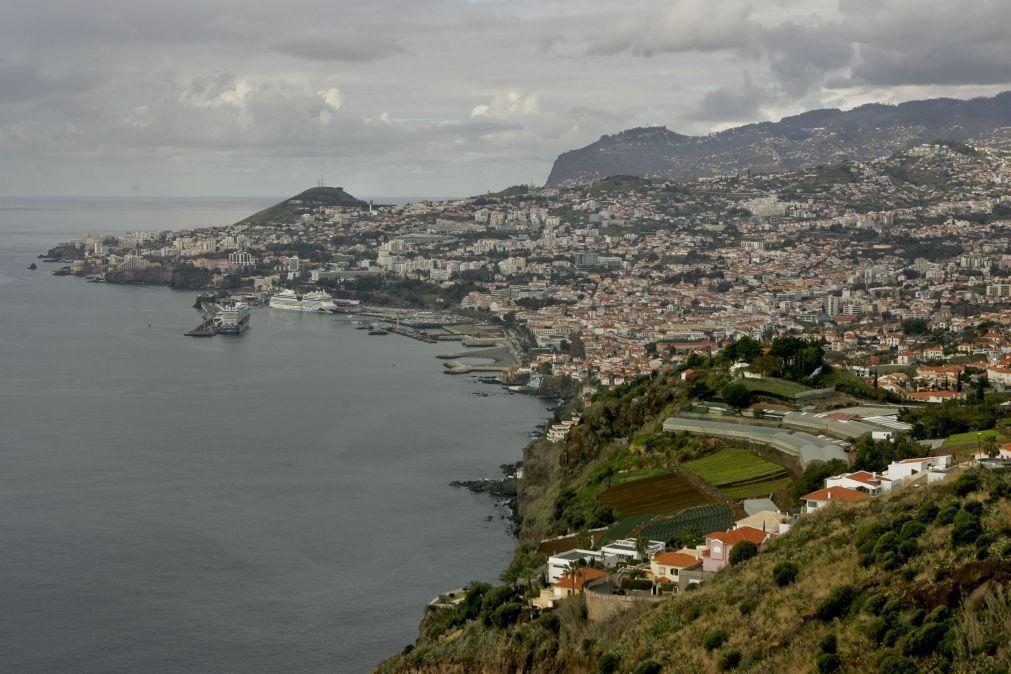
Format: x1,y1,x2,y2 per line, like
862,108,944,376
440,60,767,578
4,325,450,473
682,448,793,499
600,473,714,517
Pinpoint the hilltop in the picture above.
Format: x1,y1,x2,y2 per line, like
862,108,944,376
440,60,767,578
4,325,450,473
235,186,366,226
545,92,1011,187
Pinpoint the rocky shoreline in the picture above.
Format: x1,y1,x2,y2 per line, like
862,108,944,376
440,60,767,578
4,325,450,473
450,461,523,533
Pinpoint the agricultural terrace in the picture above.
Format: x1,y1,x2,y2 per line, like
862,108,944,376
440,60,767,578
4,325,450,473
738,377,811,398
682,448,794,500
682,448,787,485
600,472,713,517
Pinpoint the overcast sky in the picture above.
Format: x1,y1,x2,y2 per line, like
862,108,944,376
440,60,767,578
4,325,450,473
2,0,1009,198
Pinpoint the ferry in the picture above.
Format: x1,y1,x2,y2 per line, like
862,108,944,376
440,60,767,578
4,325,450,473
215,302,251,333
269,289,338,313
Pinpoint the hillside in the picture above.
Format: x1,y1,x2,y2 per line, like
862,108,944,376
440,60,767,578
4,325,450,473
545,92,1011,187
381,467,1011,673
377,351,1011,673
235,186,366,226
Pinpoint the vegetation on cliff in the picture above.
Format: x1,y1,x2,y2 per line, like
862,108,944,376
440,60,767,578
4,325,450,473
380,466,1011,673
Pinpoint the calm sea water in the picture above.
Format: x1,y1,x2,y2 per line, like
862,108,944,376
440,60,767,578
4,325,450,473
0,198,548,672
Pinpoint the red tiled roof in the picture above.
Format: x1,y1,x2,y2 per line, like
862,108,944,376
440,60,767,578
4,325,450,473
802,486,868,503
705,526,770,546
652,552,702,569
554,567,608,590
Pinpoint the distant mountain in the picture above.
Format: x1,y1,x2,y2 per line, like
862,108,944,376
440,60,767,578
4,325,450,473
236,186,366,226
545,92,1011,187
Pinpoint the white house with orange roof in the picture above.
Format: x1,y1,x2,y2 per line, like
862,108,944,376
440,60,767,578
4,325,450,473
531,567,610,609
649,551,703,585
825,470,894,494
801,486,868,514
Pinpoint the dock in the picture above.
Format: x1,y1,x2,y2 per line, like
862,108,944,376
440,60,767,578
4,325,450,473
185,315,218,337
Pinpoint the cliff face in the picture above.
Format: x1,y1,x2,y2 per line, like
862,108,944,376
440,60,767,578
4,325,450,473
544,92,1011,186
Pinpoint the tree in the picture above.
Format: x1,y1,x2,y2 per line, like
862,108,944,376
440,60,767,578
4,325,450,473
722,382,752,409
901,317,929,336
982,434,1000,458
729,541,759,565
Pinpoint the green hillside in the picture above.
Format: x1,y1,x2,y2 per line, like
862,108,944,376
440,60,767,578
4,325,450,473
376,352,1011,673
380,467,1011,673
235,186,366,226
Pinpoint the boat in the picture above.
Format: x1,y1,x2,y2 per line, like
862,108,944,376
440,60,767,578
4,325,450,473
268,289,338,313
215,302,251,334
368,323,389,335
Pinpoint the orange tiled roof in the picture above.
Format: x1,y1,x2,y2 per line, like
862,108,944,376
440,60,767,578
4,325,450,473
802,486,868,502
705,526,770,546
652,552,702,568
554,567,608,590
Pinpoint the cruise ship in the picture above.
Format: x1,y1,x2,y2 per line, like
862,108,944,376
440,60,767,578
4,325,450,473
215,302,251,334
268,289,338,313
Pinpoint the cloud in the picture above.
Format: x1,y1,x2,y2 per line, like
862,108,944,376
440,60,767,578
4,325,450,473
470,91,540,120
0,0,1009,196
272,34,404,63
0,60,102,104
689,72,777,122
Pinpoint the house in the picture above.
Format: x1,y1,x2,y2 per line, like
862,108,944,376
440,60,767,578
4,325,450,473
884,455,953,482
825,470,893,494
599,538,665,563
547,549,607,583
986,366,1011,387
733,510,790,534
801,486,868,514
531,567,609,609
649,551,703,586
904,390,967,404
701,526,773,573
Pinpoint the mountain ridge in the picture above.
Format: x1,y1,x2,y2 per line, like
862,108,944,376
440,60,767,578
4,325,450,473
546,91,1011,187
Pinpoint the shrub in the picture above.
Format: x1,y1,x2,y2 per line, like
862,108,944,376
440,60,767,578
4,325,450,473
632,661,662,674
729,541,759,565
598,654,621,674
819,634,838,654
704,629,729,651
899,521,926,540
489,602,524,629
954,471,981,497
963,500,984,516
916,502,939,523
817,653,841,673
772,561,799,587
878,654,918,674
863,593,886,615
935,504,959,526
951,510,982,546
902,621,949,656
739,598,759,616
718,649,742,671
817,585,858,621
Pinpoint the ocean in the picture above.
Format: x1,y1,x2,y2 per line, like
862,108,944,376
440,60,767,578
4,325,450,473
0,197,549,672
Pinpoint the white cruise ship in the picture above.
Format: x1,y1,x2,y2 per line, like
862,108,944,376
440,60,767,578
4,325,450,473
214,302,251,333
269,289,338,313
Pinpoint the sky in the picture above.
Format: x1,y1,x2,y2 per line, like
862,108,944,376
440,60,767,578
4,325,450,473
2,0,1010,198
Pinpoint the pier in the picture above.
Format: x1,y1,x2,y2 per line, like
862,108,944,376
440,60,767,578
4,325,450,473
185,315,218,337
